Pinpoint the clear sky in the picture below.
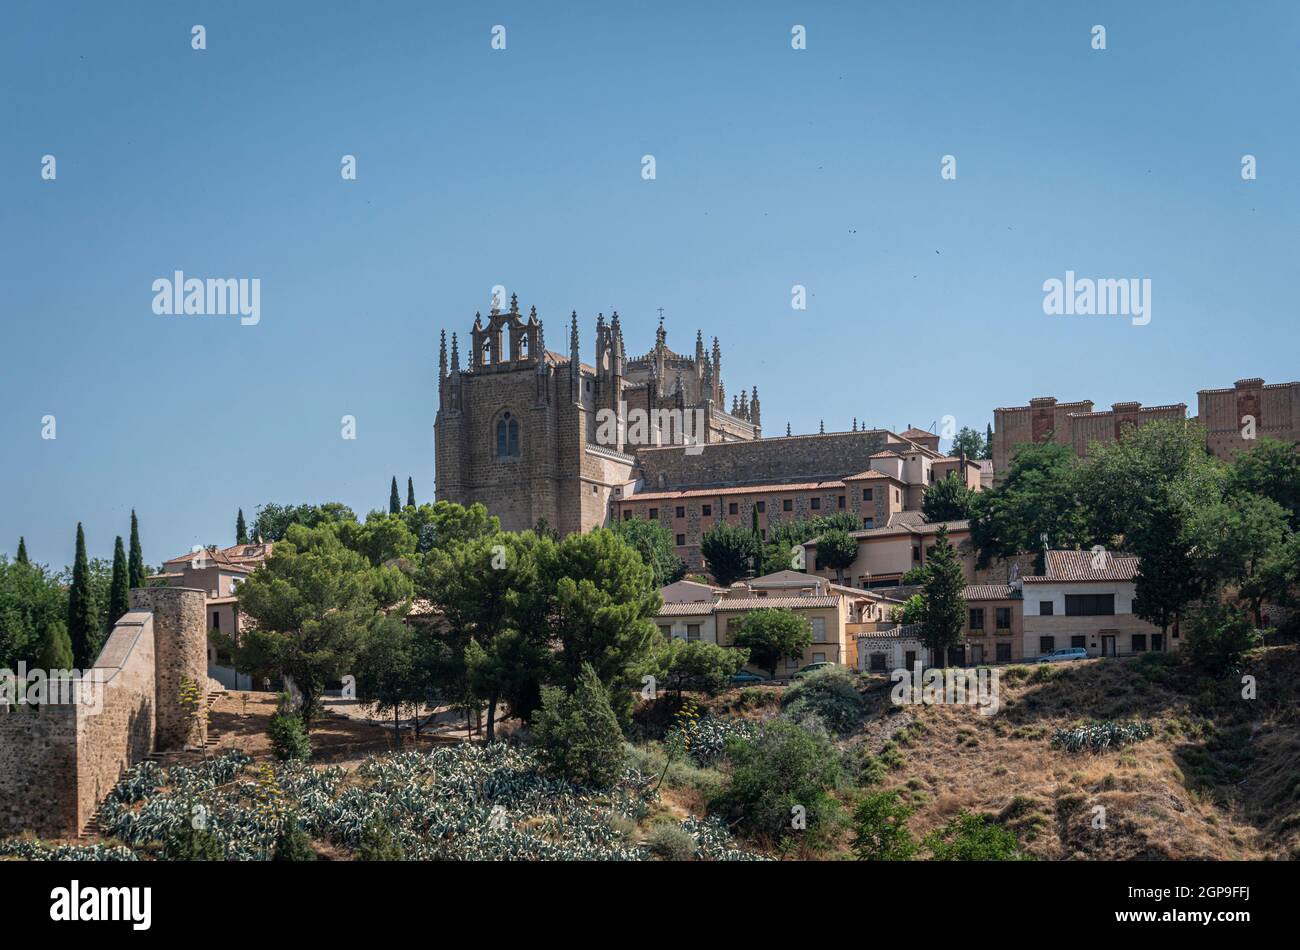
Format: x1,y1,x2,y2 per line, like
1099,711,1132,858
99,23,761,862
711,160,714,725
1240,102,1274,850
2,1,1297,568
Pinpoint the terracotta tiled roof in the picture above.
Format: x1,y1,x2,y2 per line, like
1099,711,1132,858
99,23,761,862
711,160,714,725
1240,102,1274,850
715,595,840,611
963,584,1017,600
837,513,968,540
857,622,924,641
843,470,902,482
621,480,847,503
899,427,935,439
1022,550,1140,583
655,601,720,617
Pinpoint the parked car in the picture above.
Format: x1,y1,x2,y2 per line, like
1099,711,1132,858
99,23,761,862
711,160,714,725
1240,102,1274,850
730,670,769,685
1039,647,1089,663
793,662,836,678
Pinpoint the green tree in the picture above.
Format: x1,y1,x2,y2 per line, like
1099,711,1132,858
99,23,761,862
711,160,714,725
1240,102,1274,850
890,593,925,625
236,509,249,545
611,516,687,586
355,616,420,744
715,717,843,845
128,510,145,590
951,426,986,461
1189,492,1287,623
230,523,411,724
816,528,858,584
1183,599,1261,674
36,620,74,670
66,523,98,668
406,477,416,509
356,819,404,860
530,662,626,788
106,536,130,631
644,638,748,697
15,538,28,566
852,790,917,860
733,608,813,677
0,556,67,668
984,424,994,460
335,511,418,567
1226,437,1300,528
389,477,401,515
401,501,499,555
271,821,316,861
700,521,761,586
250,502,358,543
923,473,976,522
970,442,1089,568
267,706,312,760
920,524,965,667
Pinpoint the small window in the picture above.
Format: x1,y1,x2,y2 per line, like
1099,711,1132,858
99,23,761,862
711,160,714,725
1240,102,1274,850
676,534,685,546
686,624,701,641
870,653,888,672
1039,636,1055,654
1071,635,1087,649
729,502,738,515
658,625,672,638
1039,600,1054,616
211,611,220,630
810,617,827,643
837,495,845,509
622,510,631,521
995,643,1012,662
755,501,765,513
969,608,985,630
862,488,873,501
810,497,821,510
1132,634,1147,652
675,506,685,518
648,508,658,520
783,499,793,512
702,504,712,516
995,607,1011,630
912,547,920,562
895,490,900,503
862,517,874,529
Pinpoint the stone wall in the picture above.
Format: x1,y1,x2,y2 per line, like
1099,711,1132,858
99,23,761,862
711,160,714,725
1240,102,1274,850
132,587,207,751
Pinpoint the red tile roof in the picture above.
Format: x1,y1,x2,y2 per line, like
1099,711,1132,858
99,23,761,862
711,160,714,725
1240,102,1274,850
963,585,1017,600
1022,550,1140,583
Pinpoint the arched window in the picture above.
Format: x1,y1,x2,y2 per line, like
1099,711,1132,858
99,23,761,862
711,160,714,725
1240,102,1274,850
495,412,520,458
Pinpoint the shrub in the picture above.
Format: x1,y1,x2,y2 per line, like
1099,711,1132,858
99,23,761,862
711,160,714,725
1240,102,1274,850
647,822,698,861
923,811,1025,860
355,819,404,861
164,820,225,861
851,790,917,860
268,711,312,761
272,821,316,861
781,665,867,735
1050,720,1153,754
1184,600,1262,674
531,663,626,788
714,717,843,844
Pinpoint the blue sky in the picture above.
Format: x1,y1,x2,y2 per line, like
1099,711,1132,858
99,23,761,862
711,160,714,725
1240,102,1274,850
2,1,1297,568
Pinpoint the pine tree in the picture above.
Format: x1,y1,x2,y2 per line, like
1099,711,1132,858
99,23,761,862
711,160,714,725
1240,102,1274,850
128,509,145,589
920,524,966,668
37,620,74,670
389,477,401,515
236,508,249,545
406,477,415,509
15,537,28,565
67,523,98,667
107,536,130,629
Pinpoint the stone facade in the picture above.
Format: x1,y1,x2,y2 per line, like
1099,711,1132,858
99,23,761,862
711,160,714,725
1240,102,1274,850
0,587,207,838
1198,378,1300,462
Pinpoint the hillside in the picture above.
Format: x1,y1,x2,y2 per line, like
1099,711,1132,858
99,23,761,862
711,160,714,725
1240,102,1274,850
837,644,1300,860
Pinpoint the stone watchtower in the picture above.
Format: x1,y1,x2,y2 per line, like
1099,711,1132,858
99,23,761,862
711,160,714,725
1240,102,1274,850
130,586,208,750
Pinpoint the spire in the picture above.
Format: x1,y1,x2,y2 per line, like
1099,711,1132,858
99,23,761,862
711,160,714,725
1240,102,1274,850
569,310,580,375
509,293,519,314
732,394,739,415
473,311,483,330
786,422,792,436
819,419,825,434
656,312,666,348
695,329,705,362
738,389,749,420
528,304,537,322
751,386,761,427
438,329,447,380
450,332,460,372
535,319,547,374
852,417,857,432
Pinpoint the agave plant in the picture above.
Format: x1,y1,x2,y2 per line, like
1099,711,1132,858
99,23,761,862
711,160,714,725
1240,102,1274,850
1050,719,1154,753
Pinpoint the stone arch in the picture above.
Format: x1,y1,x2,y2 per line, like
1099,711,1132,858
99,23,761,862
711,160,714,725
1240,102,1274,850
493,409,521,459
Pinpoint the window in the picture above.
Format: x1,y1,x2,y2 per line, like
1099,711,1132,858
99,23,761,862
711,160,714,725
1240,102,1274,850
1039,600,1054,616
862,488,873,501
755,501,765,513
810,497,821,510
995,643,1012,662
870,653,887,672
1132,634,1147,652
812,653,826,664
648,508,658,520
686,624,701,641
1039,636,1055,654
211,611,220,630
1152,633,1165,652
658,625,672,639
676,534,685,546
912,547,920,562
675,506,685,518
862,517,874,529
1071,636,1087,649
760,529,766,541
622,510,631,521
783,499,793,512
837,495,845,509
729,502,738,515
810,617,827,643
969,608,985,630
1065,593,1115,616
995,607,1011,630
701,504,711,516
495,413,520,458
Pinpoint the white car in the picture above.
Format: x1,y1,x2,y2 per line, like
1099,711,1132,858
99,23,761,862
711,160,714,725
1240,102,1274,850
1039,647,1089,663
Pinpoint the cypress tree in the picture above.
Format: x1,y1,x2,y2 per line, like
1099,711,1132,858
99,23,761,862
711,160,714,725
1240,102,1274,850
107,536,130,629
236,508,249,545
984,424,994,460
389,477,401,515
128,509,145,589
406,477,415,509
67,523,98,667
37,620,74,670
15,537,28,565
919,524,967,668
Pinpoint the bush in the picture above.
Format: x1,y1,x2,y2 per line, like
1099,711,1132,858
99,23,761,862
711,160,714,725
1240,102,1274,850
164,820,225,861
781,665,867,735
851,790,917,860
1184,601,1262,674
355,819,404,861
713,717,843,845
647,822,698,861
272,821,316,861
923,811,1025,860
267,711,312,761
531,663,626,788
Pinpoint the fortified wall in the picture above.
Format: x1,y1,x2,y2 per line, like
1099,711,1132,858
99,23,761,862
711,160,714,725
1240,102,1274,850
0,587,208,838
